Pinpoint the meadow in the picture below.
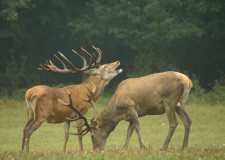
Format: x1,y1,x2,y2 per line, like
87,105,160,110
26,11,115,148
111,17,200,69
0,95,224,160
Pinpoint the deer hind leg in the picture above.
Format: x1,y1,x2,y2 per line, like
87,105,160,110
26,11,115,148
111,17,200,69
162,101,178,151
23,117,45,152
22,118,33,151
176,87,192,150
123,121,135,150
128,109,146,149
22,107,35,151
176,106,192,150
63,121,70,153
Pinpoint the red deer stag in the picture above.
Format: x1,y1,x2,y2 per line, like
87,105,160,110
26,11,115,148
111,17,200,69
62,71,192,151
22,46,123,153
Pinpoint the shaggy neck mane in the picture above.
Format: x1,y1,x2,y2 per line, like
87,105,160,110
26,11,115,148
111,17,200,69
82,75,107,101
97,96,124,135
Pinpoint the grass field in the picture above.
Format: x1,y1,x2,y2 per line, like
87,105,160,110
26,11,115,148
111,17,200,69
0,96,224,160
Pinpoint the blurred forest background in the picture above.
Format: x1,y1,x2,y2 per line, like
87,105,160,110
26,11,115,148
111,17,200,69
0,0,225,99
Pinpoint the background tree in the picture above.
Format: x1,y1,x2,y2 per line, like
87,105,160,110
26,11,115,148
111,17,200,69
0,0,225,94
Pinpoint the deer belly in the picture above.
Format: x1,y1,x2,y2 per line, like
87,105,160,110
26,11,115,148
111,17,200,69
147,107,165,115
46,115,65,123
148,103,165,115
138,104,165,116
46,112,76,123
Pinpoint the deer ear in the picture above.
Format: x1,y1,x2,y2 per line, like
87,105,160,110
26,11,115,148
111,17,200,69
85,68,100,75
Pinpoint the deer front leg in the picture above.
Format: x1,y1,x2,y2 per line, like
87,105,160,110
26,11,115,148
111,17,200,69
90,99,98,119
128,109,146,149
123,121,135,150
63,121,70,153
77,120,84,151
162,101,178,150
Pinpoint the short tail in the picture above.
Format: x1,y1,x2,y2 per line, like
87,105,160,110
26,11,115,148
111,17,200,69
178,76,193,107
188,78,193,89
24,89,36,128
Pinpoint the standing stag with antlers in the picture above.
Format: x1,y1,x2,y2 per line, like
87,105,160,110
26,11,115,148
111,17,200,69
22,46,123,153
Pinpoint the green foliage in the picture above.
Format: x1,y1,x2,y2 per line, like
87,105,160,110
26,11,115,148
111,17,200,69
207,85,225,105
206,76,225,104
191,74,206,96
127,52,178,78
0,0,225,92
0,0,31,21
189,75,225,105
10,88,26,100
0,55,28,96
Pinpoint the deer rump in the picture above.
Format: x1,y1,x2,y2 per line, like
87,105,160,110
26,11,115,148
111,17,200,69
25,85,90,124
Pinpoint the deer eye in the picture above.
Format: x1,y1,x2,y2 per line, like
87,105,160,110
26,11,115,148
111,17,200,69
104,66,109,69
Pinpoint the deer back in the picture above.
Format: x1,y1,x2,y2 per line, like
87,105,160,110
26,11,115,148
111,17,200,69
101,71,192,117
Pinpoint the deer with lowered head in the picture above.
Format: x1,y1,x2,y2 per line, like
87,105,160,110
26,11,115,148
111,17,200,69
22,46,123,153
62,71,192,151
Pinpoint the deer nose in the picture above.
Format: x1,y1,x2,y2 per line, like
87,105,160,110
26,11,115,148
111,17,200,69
115,61,120,65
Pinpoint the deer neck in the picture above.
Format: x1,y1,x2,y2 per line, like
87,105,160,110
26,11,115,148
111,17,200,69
92,96,126,150
96,98,125,137
82,75,108,101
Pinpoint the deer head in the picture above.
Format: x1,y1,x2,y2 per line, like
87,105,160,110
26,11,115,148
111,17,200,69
58,89,109,150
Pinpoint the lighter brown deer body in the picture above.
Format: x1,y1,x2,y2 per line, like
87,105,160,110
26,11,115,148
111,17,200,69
25,76,103,124
22,47,122,152
88,71,193,150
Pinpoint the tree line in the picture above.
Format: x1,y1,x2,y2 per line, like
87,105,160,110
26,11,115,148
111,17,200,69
0,0,225,94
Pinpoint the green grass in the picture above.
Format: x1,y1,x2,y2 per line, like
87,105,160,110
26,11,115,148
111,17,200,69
0,97,225,160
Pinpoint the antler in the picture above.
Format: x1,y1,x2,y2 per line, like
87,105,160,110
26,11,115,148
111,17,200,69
92,46,102,64
38,46,103,73
58,88,92,136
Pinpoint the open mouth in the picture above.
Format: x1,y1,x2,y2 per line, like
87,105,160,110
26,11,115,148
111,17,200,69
112,61,123,73
116,68,123,73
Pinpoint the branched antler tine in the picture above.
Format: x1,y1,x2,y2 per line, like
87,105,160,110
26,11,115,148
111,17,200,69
58,98,70,106
96,48,103,64
49,60,57,68
38,59,50,70
38,64,48,71
92,53,97,64
58,88,72,106
58,51,78,70
59,88,91,133
80,47,94,58
48,55,73,73
80,47,95,67
66,128,89,136
78,128,90,135
46,59,51,65
53,54,68,70
46,59,71,73
72,122,86,128
69,131,89,136
71,49,91,70
66,117,80,121
92,46,102,64
72,49,87,66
